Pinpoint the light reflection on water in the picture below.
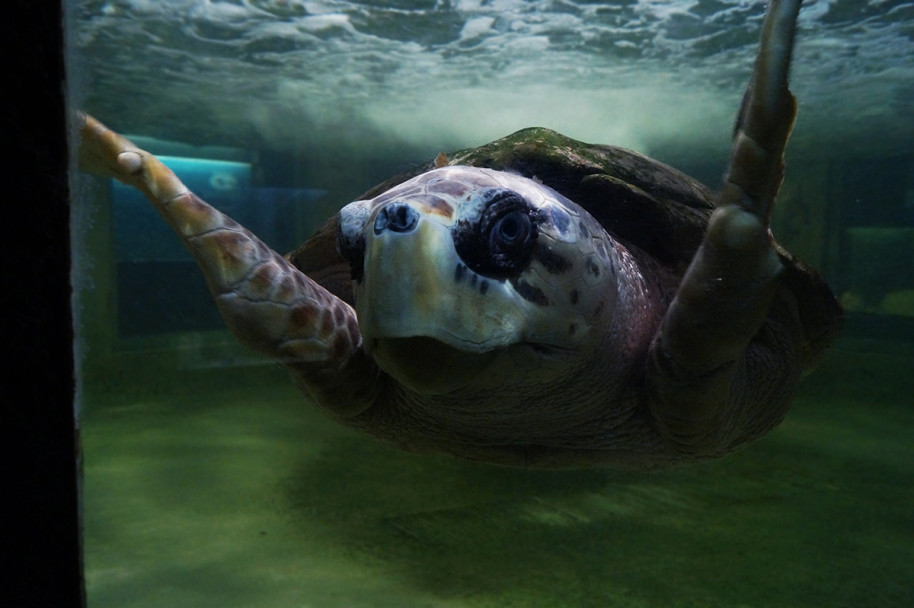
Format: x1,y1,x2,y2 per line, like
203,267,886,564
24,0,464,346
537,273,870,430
74,0,914,156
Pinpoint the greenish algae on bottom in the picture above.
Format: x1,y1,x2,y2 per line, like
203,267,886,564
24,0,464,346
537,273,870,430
82,338,913,608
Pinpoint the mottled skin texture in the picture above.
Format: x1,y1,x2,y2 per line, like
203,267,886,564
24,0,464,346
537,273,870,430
78,0,841,469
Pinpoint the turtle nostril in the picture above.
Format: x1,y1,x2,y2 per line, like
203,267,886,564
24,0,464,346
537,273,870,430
374,202,419,234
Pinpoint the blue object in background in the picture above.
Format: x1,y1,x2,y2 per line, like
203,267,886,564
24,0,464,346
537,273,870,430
111,155,327,337
112,156,252,262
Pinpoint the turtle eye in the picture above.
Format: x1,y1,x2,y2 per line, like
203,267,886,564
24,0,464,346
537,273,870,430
488,209,533,255
454,189,538,279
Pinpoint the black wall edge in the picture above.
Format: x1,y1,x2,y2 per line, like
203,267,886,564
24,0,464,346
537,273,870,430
3,2,84,607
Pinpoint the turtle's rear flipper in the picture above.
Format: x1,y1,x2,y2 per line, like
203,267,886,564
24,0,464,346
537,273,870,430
646,0,803,455
77,114,378,418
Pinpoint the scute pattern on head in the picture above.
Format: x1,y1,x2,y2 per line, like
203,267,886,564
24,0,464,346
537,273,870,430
354,128,716,269
337,166,621,363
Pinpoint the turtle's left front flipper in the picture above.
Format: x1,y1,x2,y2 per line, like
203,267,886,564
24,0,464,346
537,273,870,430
646,0,803,456
77,113,379,418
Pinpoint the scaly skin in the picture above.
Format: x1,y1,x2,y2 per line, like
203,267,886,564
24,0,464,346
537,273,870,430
77,114,380,419
647,0,803,452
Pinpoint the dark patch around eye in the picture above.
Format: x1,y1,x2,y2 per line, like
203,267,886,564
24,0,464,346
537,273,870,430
452,188,538,280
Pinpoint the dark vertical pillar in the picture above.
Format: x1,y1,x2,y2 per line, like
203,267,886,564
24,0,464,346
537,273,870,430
3,2,84,607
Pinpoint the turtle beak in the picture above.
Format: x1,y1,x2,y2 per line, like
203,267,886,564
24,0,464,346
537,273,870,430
354,200,523,394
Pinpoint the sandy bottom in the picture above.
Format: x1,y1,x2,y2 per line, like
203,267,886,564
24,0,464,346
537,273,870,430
82,338,913,607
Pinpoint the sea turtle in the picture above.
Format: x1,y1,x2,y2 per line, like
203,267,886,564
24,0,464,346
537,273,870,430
78,0,841,469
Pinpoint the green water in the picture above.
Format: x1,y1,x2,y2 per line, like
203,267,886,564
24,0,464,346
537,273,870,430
71,1,914,605
82,338,912,608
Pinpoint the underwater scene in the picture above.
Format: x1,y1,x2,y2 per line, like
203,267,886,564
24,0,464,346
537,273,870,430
69,1,912,606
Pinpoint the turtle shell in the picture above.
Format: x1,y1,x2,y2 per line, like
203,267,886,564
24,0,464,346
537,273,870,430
359,128,715,268
288,127,842,369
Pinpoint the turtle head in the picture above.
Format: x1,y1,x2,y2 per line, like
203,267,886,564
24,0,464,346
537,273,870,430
338,166,619,395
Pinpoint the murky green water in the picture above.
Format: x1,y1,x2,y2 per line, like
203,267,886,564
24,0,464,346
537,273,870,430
81,342,912,607
70,1,913,606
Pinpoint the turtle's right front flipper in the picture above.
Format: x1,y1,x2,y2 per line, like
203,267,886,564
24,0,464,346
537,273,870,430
645,0,802,456
77,113,379,418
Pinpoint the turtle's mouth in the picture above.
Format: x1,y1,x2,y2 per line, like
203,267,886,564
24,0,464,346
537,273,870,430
368,337,499,395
